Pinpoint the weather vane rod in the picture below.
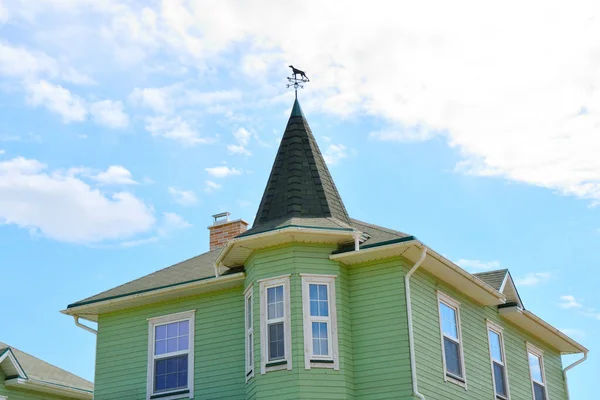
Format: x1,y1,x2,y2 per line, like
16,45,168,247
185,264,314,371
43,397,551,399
287,65,310,98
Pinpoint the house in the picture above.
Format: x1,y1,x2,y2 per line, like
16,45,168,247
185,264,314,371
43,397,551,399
63,98,587,400
0,341,93,399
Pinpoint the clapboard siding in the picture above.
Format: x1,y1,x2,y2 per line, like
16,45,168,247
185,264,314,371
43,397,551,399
95,286,245,400
410,265,567,400
349,257,413,399
244,243,354,400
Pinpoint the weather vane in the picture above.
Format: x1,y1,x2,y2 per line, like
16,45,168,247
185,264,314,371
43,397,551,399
287,65,310,98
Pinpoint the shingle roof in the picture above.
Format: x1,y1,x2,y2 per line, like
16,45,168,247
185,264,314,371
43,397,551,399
242,98,351,236
473,269,509,291
0,342,93,391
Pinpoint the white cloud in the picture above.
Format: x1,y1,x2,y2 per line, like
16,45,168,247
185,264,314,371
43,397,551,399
227,144,252,156
369,125,436,142
130,87,172,114
559,295,583,309
89,100,129,128
159,211,191,234
92,165,137,185
0,149,4,155
144,116,214,146
515,272,553,286
168,187,198,206
0,156,154,243
227,127,253,156
26,80,87,123
455,259,501,271
323,144,348,166
205,166,242,178
204,180,221,193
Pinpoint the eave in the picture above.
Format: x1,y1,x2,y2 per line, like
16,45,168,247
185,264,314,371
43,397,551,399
330,239,506,306
499,305,588,354
5,377,93,400
61,272,245,322
0,348,27,379
216,225,357,268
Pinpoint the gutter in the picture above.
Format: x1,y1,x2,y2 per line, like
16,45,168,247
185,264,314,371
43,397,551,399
405,246,428,400
563,351,588,400
73,316,97,335
214,225,357,269
5,377,93,400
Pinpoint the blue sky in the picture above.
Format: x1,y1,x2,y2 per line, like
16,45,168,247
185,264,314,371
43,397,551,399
0,0,598,398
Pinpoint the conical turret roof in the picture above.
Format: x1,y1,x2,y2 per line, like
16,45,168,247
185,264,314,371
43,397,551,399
240,98,352,236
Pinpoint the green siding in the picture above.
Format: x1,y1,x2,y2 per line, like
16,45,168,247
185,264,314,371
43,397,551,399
348,257,413,399
95,286,245,400
410,264,567,400
0,369,70,400
244,244,354,400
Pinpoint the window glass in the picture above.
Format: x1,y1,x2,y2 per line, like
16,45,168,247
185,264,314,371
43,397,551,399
155,321,189,355
309,284,329,317
154,355,188,392
439,303,458,339
493,362,507,397
246,297,252,329
533,382,546,400
267,286,284,319
312,322,329,356
528,353,543,382
268,322,285,360
443,337,462,377
489,330,502,362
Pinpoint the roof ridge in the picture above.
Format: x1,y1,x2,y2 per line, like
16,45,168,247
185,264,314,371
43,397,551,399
473,268,509,276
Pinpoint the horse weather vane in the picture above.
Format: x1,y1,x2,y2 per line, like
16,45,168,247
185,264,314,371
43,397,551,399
287,65,310,98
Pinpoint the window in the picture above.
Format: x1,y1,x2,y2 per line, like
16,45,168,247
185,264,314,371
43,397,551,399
147,310,195,400
527,344,547,400
487,321,510,399
437,291,466,386
245,285,254,381
301,274,339,370
259,275,291,374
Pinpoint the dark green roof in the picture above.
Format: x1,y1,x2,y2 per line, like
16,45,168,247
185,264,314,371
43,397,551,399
0,341,93,392
241,98,351,236
473,269,508,290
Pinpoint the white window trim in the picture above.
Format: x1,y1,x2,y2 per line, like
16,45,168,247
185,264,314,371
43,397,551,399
300,274,339,370
0,395,7,400
436,290,467,389
526,342,549,400
244,285,254,382
259,275,292,374
487,320,510,400
146,310,195,400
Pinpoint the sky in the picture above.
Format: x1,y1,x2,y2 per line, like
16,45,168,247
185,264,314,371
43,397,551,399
0,0,598,398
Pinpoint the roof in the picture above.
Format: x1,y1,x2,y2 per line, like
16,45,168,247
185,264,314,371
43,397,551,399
473,269,509,291
69,249,221,308
242,98,351,236
0,341,93,392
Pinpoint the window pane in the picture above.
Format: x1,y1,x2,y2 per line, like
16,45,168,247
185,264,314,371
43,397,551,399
489,330,502,362
246,296,252,328
167,338,178,353
167,323,178,338
156,325,167,340
267,286,284,320
309,284,329,317
248,333,253,367
439,302,458,339
154,355,188,392
178,337,188,351
155,339,166,355
268,322,285,361
443,337,462,378
312,322,329,356
529,353,543,382
533,382,546,400
179,321,189,335
493,362,507,397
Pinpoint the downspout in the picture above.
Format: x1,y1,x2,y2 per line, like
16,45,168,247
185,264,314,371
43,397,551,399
353,232,361,251
563,351,588,400
405,246,428,400
73,316,97,335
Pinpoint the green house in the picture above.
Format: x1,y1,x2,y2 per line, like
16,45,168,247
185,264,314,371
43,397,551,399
63,99,587,400
0,341,93,399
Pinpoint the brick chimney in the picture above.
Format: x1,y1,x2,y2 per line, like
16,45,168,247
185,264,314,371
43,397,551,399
208,212,249,250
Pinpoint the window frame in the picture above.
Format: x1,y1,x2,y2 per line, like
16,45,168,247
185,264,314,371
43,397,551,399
436,290,467,388
259,275,292,374
146,310,195,400
244,285,254,382
527,343,549,400
300,274,340,370
486,320,510,400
